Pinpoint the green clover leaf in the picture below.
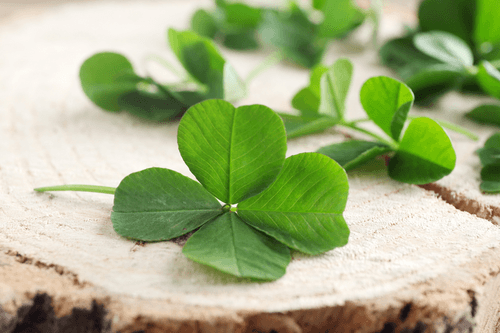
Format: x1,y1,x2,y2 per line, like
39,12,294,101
167,28,225,95
418,0,475,47
182,212,291,280
317,0,365,39
388,117,456,184
111,168,222,241
280,58,354,138
360,76,414,141
466,104,500,127
291,64,328,117
318,58,353,120
279,63,461,185
480,164,500,193
476,61,500,100
80,29,246,121
238,153,350,255
476,132,500,193
91,99,349,280
413,31,474,68
476,133,500,167
475,0,500,48
258,5,327,69
79,52,141,112
177,99,287,204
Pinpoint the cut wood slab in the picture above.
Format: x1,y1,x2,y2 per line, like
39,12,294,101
0,1,499,332
413,95,500,225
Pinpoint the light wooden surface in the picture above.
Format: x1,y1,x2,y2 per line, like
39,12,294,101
0,1,499,332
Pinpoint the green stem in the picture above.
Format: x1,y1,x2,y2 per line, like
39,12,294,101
339,121,398,149
346,117,371,124
368,0,382,48
489,59,500,69
408,116,479,141
143,55,208,95
245,51,285,86
164,81,196,91
34,185,116,195
144,54,187,80
466,65,479,76
222,204,231,213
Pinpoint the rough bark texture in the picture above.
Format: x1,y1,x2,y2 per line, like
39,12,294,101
0,1,499,332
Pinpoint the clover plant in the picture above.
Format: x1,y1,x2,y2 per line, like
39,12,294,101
191,0,371,68
80,29,245,121
35,99,350,280
380,0,500,106
466,107,500,193
476,133,500,193
466,104,500,127
278,58,477,184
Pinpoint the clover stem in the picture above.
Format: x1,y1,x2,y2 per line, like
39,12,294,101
346,117,371,124
466,66,479,76
368,0,382,48
144,54,188,80
245,51,285,86
163,81,197,91
339,121,398,149
221,204,238,213
489,59,500,69
407,116,479,141
34,185,116,195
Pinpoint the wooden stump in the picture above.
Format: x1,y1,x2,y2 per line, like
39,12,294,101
0,1,499,332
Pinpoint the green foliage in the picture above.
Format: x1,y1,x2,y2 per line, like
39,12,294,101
318,58,353,119
191,9,218,39
36,99,350,281
239,153,349,255
317,0,365,39
413,31,473,67
476,133,500,193
111,168,222,241
168,28,226,98
379,36,441,80
475,0,500,47
481,166,500,192
404,65,463,105
317,141,391,171
465,98,500,193
380,0,500,106
190,0,368,68
79,30,245,121
191,2,261,50
183,213,291,280
476,61,500,99
388,118,456,184
79,52,141,112
279,59,460,184
418,0,476,46
466,104,500,126
177,100,286,204
360,76,414,141
291,65,328,116
279,114,338,139
258,4,327,69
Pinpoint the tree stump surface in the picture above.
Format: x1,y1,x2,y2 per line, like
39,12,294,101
0,1,499,332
